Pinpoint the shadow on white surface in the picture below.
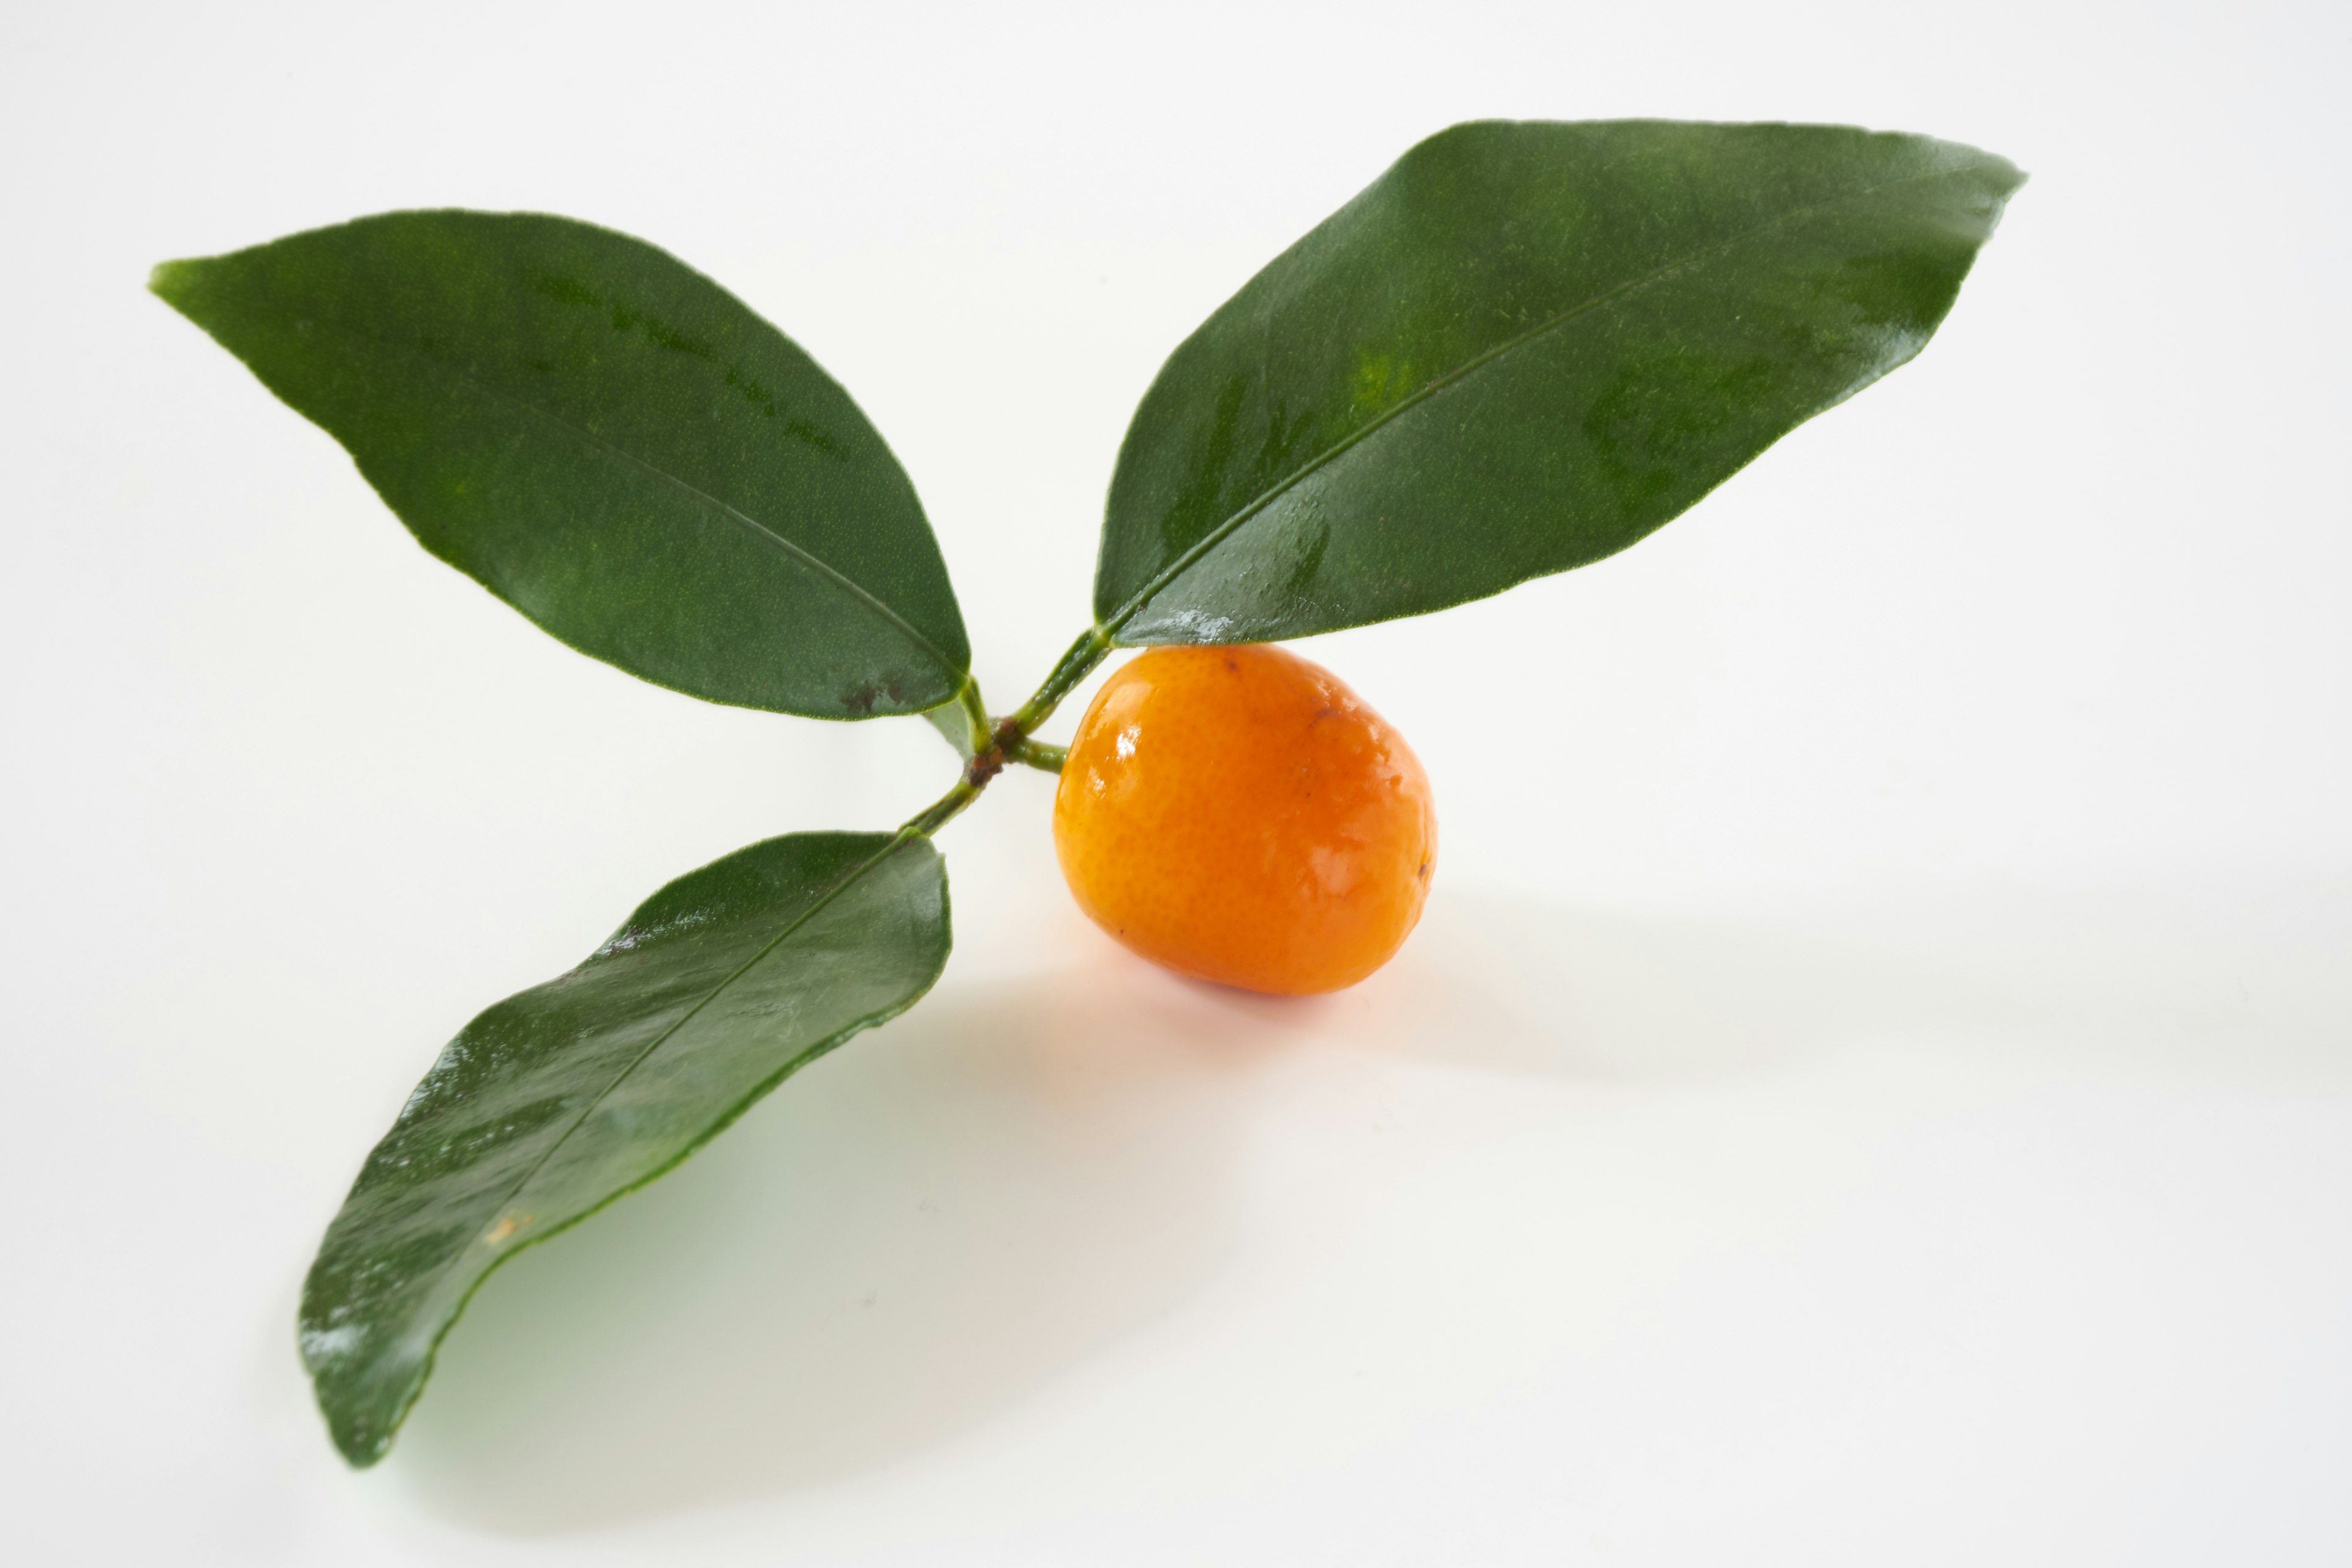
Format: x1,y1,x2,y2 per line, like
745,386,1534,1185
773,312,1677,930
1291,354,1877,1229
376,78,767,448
388,880,2352,1536
1364,878,2352,1087
394,956,1293,1534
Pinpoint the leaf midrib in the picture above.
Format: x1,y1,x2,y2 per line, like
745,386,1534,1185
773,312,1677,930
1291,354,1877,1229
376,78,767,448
266,300,967,686
1101,156,1981,634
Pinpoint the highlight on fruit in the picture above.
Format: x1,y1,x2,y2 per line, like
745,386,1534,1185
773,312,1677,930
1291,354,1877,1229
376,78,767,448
149,119,2023,1464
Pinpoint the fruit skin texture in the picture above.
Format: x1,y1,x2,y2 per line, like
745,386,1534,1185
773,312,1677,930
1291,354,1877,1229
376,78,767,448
1052,643,1436,995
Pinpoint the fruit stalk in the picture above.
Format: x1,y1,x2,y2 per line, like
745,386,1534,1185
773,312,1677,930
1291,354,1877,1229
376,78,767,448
1006,625,1112,741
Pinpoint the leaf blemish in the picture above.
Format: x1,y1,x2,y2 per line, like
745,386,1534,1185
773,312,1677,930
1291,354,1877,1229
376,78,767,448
1347,349,1415,423
527,273,603,309
535,272,839,451
782,417,842,456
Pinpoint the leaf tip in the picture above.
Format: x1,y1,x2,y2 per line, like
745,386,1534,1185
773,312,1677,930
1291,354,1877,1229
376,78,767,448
338,1433,392,1470
147,256,200,310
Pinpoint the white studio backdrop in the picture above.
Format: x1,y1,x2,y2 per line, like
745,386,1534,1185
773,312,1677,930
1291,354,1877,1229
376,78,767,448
2,1,2348,1563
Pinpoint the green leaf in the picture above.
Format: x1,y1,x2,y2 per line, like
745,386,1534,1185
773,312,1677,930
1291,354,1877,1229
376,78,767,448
153,212,970,717
299,830,951,1466
1096,120,2024,644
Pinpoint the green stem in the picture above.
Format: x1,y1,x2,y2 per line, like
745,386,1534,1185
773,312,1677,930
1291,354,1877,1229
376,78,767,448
1008,625,1112,736
903,623,1106,827
900,775,985,839
1008,737,1066,774
952,674,991,755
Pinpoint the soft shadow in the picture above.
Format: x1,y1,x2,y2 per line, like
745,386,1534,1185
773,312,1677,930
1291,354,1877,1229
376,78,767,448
392,876,2352,1534
1287,892,1969,1080
396,959,1293,1534
1327,878,2352,1085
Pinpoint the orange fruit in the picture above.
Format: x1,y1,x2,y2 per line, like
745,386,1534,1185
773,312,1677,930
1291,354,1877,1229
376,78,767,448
1051,643,1436,994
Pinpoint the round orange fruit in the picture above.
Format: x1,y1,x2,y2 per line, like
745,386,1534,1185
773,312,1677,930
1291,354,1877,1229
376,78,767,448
1051,643,1436,995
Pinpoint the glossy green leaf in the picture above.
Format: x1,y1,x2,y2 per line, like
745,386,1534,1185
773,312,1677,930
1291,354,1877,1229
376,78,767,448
299,831,951,1466
1096,120,2024,643
154,213,970,717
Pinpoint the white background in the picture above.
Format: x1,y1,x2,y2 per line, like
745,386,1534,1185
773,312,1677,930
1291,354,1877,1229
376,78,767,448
4,1,2349,1562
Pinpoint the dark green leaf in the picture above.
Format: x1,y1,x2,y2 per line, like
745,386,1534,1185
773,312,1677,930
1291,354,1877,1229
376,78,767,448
299,831,951,1466
154,213,970,717
1096,120,2024,643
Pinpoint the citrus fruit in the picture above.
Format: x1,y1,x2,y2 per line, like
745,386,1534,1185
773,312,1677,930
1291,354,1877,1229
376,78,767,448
1051,643,1436,994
